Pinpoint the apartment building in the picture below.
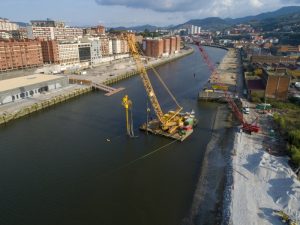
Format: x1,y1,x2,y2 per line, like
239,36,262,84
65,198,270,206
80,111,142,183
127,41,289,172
0,39,43,72
0,31,12,39
99,37,113,56
112,38,121,54
0,18,19,31
54,27,83,41
27,26,54,40
27,26,83,41
78,42,91,62
30,19,65,28
41,40,60,64
57,43,80,65
90,39,102,65
11,28,28,40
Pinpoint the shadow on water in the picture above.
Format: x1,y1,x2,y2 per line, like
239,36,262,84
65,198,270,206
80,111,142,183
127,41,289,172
0,46,228,225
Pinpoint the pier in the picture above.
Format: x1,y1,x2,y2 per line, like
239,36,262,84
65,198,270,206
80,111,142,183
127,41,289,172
91,82,125,96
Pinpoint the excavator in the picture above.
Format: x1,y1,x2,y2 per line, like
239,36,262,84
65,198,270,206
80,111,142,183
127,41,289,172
123,33,196,140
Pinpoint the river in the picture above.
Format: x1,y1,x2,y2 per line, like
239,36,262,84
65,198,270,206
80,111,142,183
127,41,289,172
0,46,227,225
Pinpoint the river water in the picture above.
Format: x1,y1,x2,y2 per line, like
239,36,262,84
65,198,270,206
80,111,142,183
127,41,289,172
0,46,227,225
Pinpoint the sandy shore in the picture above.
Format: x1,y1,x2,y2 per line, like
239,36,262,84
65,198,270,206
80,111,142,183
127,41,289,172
183,104,234,225
228,130,300,224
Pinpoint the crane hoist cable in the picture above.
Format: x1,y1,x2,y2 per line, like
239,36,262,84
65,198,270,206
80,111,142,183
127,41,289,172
135,44,182,110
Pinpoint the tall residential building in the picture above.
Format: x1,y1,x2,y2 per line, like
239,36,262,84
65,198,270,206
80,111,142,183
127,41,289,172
143,38,164,58
120,39,129,54
11,28,28,40
163,38,170,55
57,43,80,65
99,37,112,56
0,39,43,72
94,26,105,35
30,19,65,28
0,18,19,31
176,36,181,51
27,26,83,41
0,31,12,39
27,26,54,40
143,36,180,58
187,25,201,35
170,37,176,54
41,40,60,64
54,27,83,41
78,42,91,62
112,38,122,54
90,39,102,65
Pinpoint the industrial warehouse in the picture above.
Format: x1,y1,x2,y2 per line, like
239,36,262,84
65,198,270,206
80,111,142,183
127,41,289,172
0,74,68,105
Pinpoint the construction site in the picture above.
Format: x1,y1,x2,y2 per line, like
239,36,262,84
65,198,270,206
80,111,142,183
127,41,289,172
0,33,299,224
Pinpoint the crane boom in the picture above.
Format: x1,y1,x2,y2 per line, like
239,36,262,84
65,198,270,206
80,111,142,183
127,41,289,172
195,42,260,133
126,34,165,123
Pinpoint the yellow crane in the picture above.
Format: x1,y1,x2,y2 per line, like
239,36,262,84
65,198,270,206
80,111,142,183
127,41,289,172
124,33,195,138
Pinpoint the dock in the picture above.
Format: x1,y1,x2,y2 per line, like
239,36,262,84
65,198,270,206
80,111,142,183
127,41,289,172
198,90,237,102
69,78,124,96
198,48,240,102
140,119,193,142
91,82,125,96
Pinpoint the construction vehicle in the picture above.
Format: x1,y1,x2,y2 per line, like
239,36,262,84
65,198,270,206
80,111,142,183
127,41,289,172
274,210,299,225
124,33,197,141
195,42,260,133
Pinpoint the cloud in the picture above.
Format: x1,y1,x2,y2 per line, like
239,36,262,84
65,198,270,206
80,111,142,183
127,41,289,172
95,0,211,12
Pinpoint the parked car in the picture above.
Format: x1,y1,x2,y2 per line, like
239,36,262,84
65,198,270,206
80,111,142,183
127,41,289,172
242,106,250,114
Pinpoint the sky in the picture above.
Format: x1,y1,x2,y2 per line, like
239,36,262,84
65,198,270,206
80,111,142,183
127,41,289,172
1,0,300,27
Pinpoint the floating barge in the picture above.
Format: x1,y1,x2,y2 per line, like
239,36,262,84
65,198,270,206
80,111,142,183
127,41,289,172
140,114,197,142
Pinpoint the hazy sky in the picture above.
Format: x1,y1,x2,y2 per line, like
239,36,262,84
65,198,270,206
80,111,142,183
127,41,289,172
1,0,300,27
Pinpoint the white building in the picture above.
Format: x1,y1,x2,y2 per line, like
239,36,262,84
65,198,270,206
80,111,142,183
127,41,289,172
27,26,83,41
0,18,19,31
112,39,122,54
0,31,12,39
58,43,80,65
187,25,201,35
0,74,68,105
89,39,102,66
109,39,113,55
27,26,55,40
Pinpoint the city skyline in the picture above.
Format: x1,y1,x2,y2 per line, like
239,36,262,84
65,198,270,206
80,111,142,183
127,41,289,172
1,0,300,27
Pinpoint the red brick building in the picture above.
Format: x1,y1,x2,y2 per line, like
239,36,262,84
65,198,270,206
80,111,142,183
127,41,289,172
163,38,170,54
143,36,180,58
262,69,291,100
94,26,105,35
0,39,43,72
176,36,181,51
170,37,176,55
41,40,59,64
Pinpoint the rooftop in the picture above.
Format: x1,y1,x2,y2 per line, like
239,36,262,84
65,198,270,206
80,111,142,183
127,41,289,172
0,74,65,92
247,79,265,90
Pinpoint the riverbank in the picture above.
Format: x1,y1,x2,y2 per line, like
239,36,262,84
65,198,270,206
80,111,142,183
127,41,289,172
229,130,300,224
68,47,194,85
0,85,92,125
183,104,234,225
0,48,193,125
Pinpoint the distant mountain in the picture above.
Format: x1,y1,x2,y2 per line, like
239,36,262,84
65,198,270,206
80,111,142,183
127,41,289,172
176,17,231,30
230,6,300,24
178,6,300,30
113,24,159,32
111,6,300,32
